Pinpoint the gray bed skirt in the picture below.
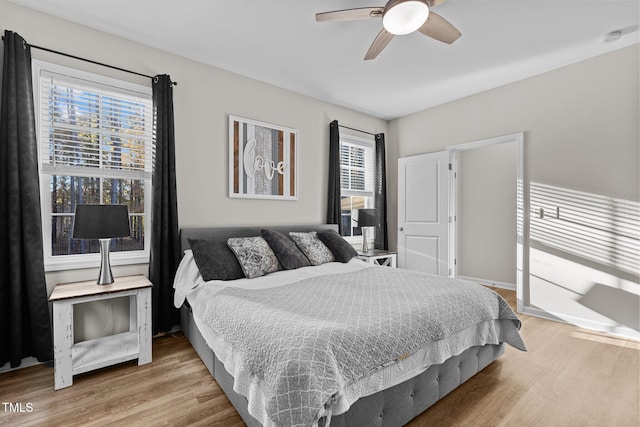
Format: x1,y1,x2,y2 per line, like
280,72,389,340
181,304,504,427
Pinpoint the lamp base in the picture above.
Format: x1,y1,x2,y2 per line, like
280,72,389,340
362,228,370,253
97,238,114,285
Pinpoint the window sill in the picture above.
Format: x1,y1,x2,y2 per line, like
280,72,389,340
343,236,366,249
44,252,149,272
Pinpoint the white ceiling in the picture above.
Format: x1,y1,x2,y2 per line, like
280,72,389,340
12,0,640,120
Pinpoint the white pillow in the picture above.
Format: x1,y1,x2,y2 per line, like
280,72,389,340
172,250,204,308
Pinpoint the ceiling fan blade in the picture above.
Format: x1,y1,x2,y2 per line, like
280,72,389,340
418,12,461,44
316,7,384,23
364,28,394,60
428,0,449,6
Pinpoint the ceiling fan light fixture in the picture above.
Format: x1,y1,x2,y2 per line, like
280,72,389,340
383,0,430,36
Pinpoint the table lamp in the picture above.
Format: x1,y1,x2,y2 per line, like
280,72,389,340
72,204,131,285
357,208,376,253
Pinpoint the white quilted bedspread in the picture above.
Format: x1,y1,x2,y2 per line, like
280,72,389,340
190,266,525,427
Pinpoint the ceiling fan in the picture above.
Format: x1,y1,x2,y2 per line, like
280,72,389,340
316,0,461,60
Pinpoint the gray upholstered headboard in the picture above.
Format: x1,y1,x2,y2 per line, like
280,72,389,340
179,224,339,254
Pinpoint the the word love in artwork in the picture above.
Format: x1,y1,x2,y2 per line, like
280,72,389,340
243,138,288,181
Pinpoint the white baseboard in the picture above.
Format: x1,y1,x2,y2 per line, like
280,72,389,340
458,276,640,341
522,305,640,342
457,275,516,291
0,357,43,374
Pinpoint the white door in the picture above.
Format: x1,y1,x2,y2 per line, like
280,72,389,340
398,151,449,275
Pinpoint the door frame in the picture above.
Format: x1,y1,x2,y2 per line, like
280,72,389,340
446,132,527,312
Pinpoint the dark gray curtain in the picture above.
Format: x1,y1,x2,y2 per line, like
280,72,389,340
0,30,53,367
149,74,180,333
327,120,342,234
374,133,388,250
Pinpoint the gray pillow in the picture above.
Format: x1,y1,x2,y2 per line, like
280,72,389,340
289,231,335,266
261,229,311,270
188,238,245,281
317,229,358,263
227,236,282,279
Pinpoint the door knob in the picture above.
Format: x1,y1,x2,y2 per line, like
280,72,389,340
399,227,404,231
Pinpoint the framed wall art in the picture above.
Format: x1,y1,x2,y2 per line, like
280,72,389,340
229,115,297,200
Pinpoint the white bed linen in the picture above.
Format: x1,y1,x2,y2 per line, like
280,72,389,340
174,250,373,307
173,252,519,426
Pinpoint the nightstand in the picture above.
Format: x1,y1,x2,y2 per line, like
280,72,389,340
357,249,398,267
49,275,153,390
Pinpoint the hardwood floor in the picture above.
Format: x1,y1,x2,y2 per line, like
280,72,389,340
1,289,638,426
407,288,639,427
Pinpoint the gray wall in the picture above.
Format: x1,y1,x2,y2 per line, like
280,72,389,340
457,143,518,285
2,0,637,345
389,45,639,338
0,0,386,341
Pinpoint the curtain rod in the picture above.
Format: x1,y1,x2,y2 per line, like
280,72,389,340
2,36,178,86
30,43,178,85
338,124,377,137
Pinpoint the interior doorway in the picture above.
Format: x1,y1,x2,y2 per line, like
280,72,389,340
447,133,526,310
397,132,526,310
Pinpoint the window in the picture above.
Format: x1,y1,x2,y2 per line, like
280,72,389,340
339,134,375,241
33,61,153,270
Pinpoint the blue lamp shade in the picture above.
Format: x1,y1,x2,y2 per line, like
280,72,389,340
72,204,130,285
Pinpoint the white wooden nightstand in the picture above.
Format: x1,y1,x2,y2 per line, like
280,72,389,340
356,250,398,267
49,275,153,390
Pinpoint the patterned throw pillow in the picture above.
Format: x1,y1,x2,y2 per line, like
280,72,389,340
188,238,245,281
261,229,311,270
289,231,335,266
227,236,281,279
317,229,358,263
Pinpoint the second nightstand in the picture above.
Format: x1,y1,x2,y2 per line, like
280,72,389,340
356,249,398,267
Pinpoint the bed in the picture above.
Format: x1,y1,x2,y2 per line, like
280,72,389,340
174,225,525,427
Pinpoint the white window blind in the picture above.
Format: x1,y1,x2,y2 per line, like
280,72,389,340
38,70,153,179
340,139,374,197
